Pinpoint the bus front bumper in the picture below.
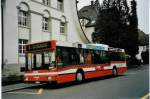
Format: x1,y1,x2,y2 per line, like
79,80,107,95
24,75,58,84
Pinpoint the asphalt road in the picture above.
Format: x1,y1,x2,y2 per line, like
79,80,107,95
2,64,149,99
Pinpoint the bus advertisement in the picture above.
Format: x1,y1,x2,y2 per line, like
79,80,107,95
21,40,127,84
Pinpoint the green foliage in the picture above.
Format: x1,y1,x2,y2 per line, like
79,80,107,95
93,0,139,59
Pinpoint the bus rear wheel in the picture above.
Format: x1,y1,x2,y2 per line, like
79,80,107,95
112,68,118,77
76,72,84,83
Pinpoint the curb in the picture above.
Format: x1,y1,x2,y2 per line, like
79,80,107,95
2,83,44,93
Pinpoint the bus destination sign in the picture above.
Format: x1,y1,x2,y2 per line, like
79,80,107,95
26,41,51,52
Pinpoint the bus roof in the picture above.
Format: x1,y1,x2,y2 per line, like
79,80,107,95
86,44,109,51
57,41,109,51
26,40,125,52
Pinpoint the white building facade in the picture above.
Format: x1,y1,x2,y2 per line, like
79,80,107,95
2,0,89,76
80,18,94,42
78,0,100,43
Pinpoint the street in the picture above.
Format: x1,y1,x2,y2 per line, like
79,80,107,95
2,65,149,99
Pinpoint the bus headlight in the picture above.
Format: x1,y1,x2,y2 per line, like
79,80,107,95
48,77,52,81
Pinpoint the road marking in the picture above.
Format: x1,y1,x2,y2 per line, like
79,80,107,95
8,88,43,95
141,93,150,99
37,88,43,95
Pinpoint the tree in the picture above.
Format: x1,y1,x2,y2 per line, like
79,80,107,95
94,0,129,47
93,0,139,63
127,0,138,56
102,0,111,9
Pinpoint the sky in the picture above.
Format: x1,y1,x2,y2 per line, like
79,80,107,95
77,0,149,34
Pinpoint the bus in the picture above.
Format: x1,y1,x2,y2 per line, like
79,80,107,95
21,40,127,84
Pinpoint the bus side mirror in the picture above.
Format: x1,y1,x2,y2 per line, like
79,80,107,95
20,67,25,72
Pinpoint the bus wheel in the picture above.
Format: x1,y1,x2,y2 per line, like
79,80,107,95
76,72,84,83
112,67,118,77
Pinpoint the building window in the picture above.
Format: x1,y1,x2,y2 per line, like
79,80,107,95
43,0,50,6
19,39,28,54
18,10,29,27
42,17,49,31
60,22,65,34
57,0,63,11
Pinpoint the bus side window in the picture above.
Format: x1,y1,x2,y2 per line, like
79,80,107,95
70,48,78,65
61,48,71,67
98,51,102,64
121,53,126,61
79,49,84,64
76,49,80,64
93,50,100,64
109,52,124,61
84,50,88,64
85,50,92,64
98,51,108,64
56,47,63,67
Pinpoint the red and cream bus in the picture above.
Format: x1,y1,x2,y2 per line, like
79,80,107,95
21,40,127,84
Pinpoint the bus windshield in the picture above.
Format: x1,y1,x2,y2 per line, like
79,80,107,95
26,51,55,70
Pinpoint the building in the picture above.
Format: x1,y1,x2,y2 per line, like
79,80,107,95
136,29,149,62
78,0,100,42
2,0,89,76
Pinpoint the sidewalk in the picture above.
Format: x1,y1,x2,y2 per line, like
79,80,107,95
2,83,44,93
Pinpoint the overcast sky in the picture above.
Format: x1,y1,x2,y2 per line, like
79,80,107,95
77,0,149,34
